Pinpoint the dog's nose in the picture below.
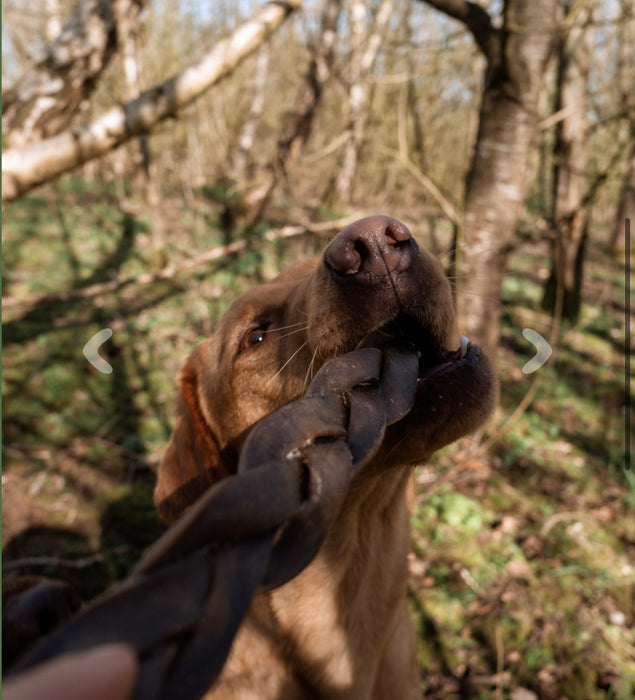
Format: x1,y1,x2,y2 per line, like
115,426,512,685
325,216,414,279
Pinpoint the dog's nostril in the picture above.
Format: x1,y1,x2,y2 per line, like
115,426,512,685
385,221,411,244
326,238,362,275
353,238,370,263
326,216,414,278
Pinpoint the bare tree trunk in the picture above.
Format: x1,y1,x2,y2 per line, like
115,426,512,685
2,0,147,148
542,1,593,322
613,132,635,253
44,0,62,42
218,47,271,241
405,17,427,177
422,0,558,358
274,0,339,176
231,0,341,229
334,0,395,204
231,48,270,182
120,19,168,267
610,0,634,254
2,0,303,204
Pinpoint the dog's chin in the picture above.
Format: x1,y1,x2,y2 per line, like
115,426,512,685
390,341,495,463
356,320,496,466
415,338,482,396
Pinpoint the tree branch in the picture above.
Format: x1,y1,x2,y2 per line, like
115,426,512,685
2,1,302,204
2,0,148,148
1,215,356,314
381,147,461,227
417,0,496,57
2,549,128,572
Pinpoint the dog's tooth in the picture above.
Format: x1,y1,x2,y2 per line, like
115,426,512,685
460,335,470,359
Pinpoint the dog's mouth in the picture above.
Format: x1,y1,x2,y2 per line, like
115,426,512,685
356,315,475,391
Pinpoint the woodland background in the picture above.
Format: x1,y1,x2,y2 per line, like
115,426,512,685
2,0,634,697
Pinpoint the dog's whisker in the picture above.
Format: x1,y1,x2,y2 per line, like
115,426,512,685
272,326,309,341
272,340,310,380
263,321,307,333
383,435,408,463
304,343,321,388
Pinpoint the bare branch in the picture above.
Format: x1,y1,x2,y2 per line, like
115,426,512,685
417,0,496,56
3,548,128,572
234,0,341,227
1,215,357,314
2,0,302,204
334,0,395,202
381,147,461,227
2,0,148,148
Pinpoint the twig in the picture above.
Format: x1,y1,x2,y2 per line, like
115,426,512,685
2,217,355,312
3,547,128,572
380,146,461,228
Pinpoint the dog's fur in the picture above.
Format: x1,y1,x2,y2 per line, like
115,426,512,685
155,216,496,699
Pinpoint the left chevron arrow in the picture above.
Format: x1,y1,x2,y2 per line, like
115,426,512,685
82,328,114,374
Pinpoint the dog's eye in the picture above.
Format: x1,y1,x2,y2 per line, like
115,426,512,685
239,325,268,354
248,329,265,346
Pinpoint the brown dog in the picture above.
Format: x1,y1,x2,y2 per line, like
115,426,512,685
154,215,496,699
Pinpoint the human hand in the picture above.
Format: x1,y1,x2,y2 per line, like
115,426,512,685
3,644,138,700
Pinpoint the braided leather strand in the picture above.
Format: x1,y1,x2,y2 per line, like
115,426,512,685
11,342,419,700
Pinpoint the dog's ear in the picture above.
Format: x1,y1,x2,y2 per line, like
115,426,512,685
154,350,228,523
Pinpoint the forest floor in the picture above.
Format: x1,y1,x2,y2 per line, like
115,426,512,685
2,180,633,699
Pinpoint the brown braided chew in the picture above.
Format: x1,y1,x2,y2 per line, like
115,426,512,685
11,342,420,700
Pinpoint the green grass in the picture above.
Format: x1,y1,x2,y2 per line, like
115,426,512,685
409,230,633,698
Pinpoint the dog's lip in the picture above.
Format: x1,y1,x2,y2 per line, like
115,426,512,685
356,316,437,353
417,337,476,385
356,318,474,383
